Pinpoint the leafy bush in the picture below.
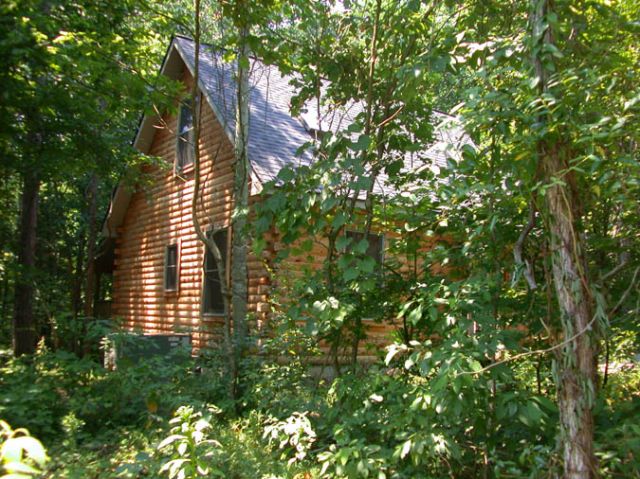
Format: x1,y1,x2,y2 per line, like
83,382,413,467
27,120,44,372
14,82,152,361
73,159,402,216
0,342,221,440
158,405,223,478
311,353,558,478
48,313,115,359
241,321,322,418
0,348,93,439
0,420,48,478
1,321,638,478
157,406,313,479
596,391,640,476
263,412,317,465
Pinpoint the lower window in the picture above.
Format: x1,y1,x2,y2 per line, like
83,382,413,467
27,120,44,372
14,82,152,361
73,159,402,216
164,244,179,291
203,229,228,315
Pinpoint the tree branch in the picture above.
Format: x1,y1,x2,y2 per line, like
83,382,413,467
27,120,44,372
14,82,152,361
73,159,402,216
513,199,538,290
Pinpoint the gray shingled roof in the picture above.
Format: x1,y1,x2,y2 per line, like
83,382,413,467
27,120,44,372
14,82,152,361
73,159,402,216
174,36,473,195
175,37,315,187
103,37,472,238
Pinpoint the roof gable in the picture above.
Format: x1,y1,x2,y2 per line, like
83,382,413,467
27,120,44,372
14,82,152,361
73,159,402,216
138,36,472,190
175,37,319,186
105,37,472,238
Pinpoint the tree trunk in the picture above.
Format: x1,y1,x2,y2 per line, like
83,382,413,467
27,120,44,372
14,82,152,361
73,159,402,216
83,174,98,318
81,174,99,355
232,25,251,353
0,273,9,326
13,171,40,356
543,144,598,479
71,229,85,321
530,1,599,476
189,0,236,400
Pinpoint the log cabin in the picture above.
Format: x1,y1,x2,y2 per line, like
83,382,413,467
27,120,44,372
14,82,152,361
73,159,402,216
96,36,471,361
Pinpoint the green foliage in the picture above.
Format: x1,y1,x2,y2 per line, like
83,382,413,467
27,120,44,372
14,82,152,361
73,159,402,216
158,405,223,478
0,420,48,479
241,319,322,417
1,332,638,478
0,0,186,351
0,348,88,438
1,0,639,477
263,412,316,465
0,344,219,441
156,405,313,479
252,1,639,476
596,397,640,477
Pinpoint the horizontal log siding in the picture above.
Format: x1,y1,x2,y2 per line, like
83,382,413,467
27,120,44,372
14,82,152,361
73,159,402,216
113,65,420,361
266,227,425,364
112,68,270,350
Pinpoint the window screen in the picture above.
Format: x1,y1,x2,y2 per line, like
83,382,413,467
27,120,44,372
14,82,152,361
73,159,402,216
203,229,228,315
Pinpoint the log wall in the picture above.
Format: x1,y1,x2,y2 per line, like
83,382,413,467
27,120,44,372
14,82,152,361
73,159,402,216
112,63,414,360
112,67,270,350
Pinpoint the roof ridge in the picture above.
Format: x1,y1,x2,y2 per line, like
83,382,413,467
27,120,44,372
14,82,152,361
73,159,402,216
173,35,265,63
175,37,458,120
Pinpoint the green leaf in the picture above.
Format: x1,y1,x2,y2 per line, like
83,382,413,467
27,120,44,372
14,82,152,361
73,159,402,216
157,434,186,450
407,304,423,325
343,267,359,282
350,134,371,151
431,374,448,392
331,211,348,229
277,167,295,182
3,461,40,475
400,439,412,459
468,359,483,373
385,160,403,176
1,437,47,467
238,55,250,70
336,235,350,251
385,344,402,365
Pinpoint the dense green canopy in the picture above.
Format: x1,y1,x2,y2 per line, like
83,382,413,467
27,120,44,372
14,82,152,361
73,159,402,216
0,1,638,478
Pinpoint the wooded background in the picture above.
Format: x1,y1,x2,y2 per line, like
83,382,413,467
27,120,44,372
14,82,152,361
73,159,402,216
1,1,639,478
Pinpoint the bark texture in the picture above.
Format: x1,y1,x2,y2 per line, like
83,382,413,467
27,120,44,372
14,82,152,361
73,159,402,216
13,171,40,356
543,144,598,479
83,174,98,318
531,1,599,476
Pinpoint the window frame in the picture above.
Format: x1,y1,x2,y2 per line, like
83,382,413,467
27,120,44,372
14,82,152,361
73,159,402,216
344,230,385,268
201,227,230,316
174,95,199,174
343,230,385,323
164,243,180,292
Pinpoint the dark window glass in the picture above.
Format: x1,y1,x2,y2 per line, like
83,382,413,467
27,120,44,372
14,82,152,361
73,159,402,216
176,101,195,170
346,231,384,266
165,244,178,290
203,229,227,314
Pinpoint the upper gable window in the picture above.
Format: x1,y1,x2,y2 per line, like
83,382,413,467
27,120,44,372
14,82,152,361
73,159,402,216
176,100,195,171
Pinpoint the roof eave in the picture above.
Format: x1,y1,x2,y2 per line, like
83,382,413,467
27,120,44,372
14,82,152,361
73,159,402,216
103,37,265,239
172,38,265,188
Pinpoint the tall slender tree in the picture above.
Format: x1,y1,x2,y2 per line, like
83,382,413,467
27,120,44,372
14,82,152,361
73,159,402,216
0,0,171,354
230,1,251,361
